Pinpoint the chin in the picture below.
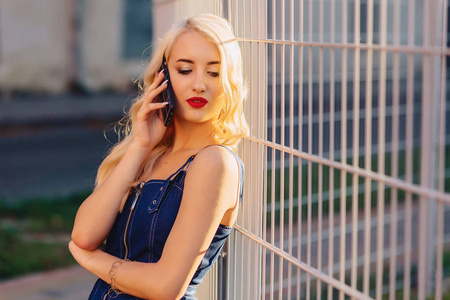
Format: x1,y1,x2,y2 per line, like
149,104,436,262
175,110,215,124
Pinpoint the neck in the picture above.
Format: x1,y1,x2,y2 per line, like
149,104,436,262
169,119,216,154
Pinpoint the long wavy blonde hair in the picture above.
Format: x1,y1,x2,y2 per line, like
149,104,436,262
95,14,248,194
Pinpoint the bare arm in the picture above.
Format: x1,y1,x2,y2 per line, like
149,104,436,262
69,146,241,299
71,144,148,250
71,71,169,250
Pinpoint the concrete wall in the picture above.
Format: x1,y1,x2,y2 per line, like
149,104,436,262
153,0,223,42
0,0,234,95
81,0,130,91
0,0,73,93
152,0,225,46
153,0,176,43
0,0,152,94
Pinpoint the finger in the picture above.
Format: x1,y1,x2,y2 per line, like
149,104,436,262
147,101,169,110
147,69,166,91
141,70,165,102
137,101,169,120
141,79,168,107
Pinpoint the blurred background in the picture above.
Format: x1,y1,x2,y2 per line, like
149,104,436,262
0,0,182,298
1,0,450,299
0,0,173,201
0,1,227,298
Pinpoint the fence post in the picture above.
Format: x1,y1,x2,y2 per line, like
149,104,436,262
418,0,443,298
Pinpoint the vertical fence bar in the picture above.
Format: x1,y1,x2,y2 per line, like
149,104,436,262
297,0,305,297
254,2,264,298
243,9,251,297
279,1,286,298
226,3,237,298
339,0,349,299
435,202,444,300
224,233,230,299
231,18,239,284
317,0,324,297
419,0,442,298
240,223,245,299
306,76,312,299
287,91,294,297
270,152,275,300
363,0,374,295
232,227,237,300
270,1,276,299
389,0,401,298
435,2,448,298
234,2,243,297
241,3,252,298
256,0,262,249
247,8,254,298
351,0,361,296
306,0,313,298
403,0,415,297
328,0,336,298
246,145,251,300
287,1,295,298
233,0,238,41
376,0,387,298
261,0,268,299
418,0,431,296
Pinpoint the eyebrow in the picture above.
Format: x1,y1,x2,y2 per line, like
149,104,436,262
176,58,220,65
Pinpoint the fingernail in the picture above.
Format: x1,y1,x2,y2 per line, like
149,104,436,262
162,79,168,85
159,69,164,76
160,102,169,105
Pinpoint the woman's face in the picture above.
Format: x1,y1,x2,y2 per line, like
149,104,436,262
167,30,225,125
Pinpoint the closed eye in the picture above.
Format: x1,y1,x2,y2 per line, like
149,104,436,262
178,69,192,75
208,72,220,77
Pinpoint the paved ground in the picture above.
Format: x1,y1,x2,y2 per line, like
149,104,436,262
0,266,97,300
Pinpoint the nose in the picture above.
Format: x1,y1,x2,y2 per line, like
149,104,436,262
192,73,206,93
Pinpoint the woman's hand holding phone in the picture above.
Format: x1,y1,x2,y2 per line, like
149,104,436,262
159,58,175,126
131,70,169,151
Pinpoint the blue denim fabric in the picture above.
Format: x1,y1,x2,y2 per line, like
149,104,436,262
88,146,244,300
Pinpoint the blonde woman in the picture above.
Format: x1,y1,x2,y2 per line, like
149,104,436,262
69,14,248,300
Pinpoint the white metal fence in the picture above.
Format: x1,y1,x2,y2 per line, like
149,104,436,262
225,0,450,299
173,0,450,299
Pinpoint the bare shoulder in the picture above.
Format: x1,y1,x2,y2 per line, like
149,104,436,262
189,145,240,178
194,146,239,173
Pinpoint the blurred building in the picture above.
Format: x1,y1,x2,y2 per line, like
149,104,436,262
0,0,154,94
0,0,229,95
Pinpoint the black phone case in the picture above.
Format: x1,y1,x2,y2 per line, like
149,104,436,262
160,57,175,127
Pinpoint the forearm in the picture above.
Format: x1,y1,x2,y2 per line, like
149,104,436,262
72,143,150,249
69,241,176,299
94,255,167,299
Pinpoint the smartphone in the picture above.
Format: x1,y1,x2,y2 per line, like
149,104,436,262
159,57,175,127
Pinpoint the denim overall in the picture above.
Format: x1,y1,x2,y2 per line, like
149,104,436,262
88,145,244,300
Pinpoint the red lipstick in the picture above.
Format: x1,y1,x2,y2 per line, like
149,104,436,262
187,97,208,108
